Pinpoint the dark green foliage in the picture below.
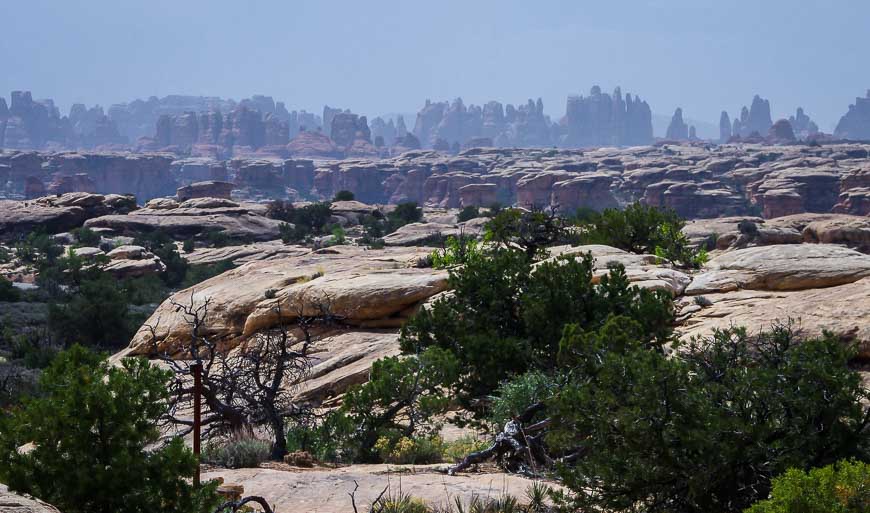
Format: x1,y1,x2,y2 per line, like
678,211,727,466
285,412,357,463
485,202,504,217
430,235,481,269
457,206,481,222
389,201,423,227
48,273,137,349
273,201,334,243
0,277,19,302
204,229,232,248
134,231,188,287
338,346,461,461
577,202,707,268
182,238,195,253
484,208,568,260
333,190,355,201
0,345,218,513
739,219,760,237
400,251,672,406
14,230,63,267
121,274,172,305
571,206,600,224
487,371,556,429
71,226,101,247
548,323,870,513
8,329,58,369
745,460,870,513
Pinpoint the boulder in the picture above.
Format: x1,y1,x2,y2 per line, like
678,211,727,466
176,181,234,201
0,484,63,513
686,244,870,293
382,222,460,246
125,246,442,356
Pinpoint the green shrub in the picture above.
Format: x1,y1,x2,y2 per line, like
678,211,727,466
745,460,870,513
390,202,423,226
549,323,870,513
276,202,334,243
0,278,20,302
442,436,491,463
483,208,567,260
121,274,171,305
0,345,218,513
430,236,481,269
202,431,272,469
400,251,672,407
48,274,138,349
204,229,231,248
285,411,358,463
10,332,58,369
134,231,188,287
330,225,347,245
487,371,556,430
457,206,481,223
578,203,706,268
181,260,235,289
333,190,355,201
375,435,445,464
182,239,195,253
71,226,101,247
14,230,63,267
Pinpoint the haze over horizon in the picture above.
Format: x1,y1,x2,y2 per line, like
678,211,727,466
2,0,869,132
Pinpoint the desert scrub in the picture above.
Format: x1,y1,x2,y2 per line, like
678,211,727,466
745,459,870,513
442,436,491,463
202,431,272,468
375,435,446,464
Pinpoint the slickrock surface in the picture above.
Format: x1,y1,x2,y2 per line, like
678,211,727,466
0,485,62,513
84,199,283,241
678,278,870,360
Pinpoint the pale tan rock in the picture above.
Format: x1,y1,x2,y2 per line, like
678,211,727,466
70,246,104,259
106,245,146,260
183,242,310,266
202,466,547,513
701,244,870,291
678,278,870,359
126,246,441,356
382,222,459,246
0,484,62,513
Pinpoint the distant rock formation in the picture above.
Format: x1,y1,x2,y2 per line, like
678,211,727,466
666,108,689,140
719,111,732,143
330,112,371,148
789,107,819,140
768,119,796,143
286,128,343,159
560,86,653,147
730,95,773,138
370,117,397,146
109,94,320,143
835,90,870,141
411,96,558,149
0,91,127,150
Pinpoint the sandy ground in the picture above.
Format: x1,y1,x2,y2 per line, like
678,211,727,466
204,464,547,513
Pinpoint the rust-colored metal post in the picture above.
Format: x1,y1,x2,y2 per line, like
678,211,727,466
192,362,203,487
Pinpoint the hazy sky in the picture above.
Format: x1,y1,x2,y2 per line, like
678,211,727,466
2,0,869,132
